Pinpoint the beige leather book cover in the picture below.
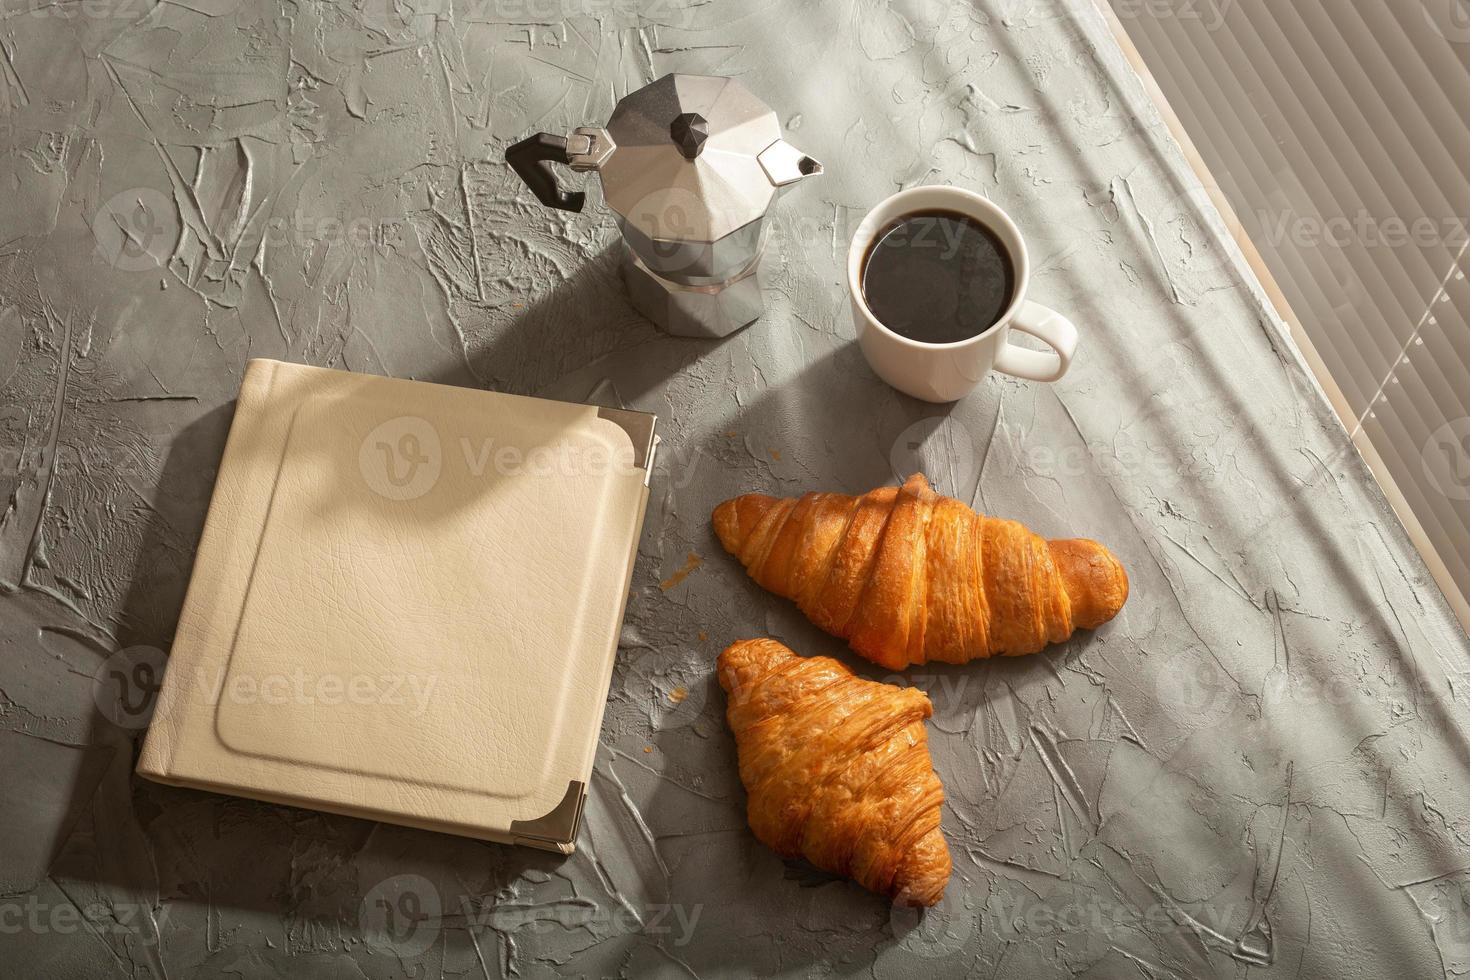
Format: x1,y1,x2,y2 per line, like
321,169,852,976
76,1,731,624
138,359,655,853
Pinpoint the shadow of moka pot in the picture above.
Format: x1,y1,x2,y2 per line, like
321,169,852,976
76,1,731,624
506,73,822,338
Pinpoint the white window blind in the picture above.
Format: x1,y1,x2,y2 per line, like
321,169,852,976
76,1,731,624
1104,0,1470,630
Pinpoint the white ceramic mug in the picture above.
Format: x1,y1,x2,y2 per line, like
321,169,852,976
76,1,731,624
848,185,1079,403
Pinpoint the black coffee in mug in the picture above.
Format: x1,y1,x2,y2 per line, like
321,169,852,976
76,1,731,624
860,209,1016,345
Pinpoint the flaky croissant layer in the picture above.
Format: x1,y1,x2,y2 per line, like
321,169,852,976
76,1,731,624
713,473,1128,669
718,638,952,906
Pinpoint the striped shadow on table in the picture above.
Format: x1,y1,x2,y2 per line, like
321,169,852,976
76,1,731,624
1100,0,1470,634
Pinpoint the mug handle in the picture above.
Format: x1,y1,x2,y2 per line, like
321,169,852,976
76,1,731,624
991,301,1079,383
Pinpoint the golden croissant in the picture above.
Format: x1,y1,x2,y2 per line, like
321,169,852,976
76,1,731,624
713,473,1128,669
718,638,951,906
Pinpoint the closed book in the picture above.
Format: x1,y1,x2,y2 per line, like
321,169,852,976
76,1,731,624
137,359,656,853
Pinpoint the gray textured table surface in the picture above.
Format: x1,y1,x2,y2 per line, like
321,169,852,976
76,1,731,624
4,0,1470,977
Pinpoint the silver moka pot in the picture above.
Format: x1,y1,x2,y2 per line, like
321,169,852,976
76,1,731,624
506,73,822,338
